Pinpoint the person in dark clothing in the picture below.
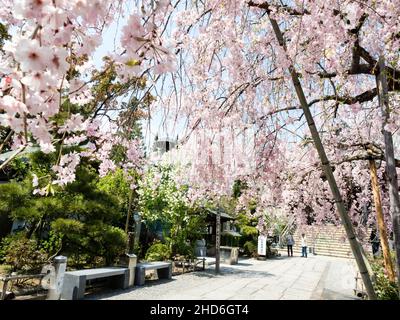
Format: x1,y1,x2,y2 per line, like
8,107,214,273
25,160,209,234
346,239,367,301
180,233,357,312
370,228,380,257
286,234,294,257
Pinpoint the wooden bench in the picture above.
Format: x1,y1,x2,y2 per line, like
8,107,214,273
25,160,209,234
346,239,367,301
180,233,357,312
135,262,172,286
61,267,129,300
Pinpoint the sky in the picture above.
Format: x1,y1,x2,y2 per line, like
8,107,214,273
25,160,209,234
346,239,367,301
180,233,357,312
93,8,185,154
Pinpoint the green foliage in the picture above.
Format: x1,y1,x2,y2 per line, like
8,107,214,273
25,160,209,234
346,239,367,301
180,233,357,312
40,231,63,256
29,148,58,174
243,241,257,257
240,225,258,237
371,257,399,300
232,179,248,198
233,213,259,253
138,165,206,257
0,179,35,223
97,168,133,217
170,239,195,259
51,218,84,234
1,157,30,181
0,233,14,263
271,216,289,236
0,153,130,270
0,22,10,50
0,233,48,274
145,241,171,261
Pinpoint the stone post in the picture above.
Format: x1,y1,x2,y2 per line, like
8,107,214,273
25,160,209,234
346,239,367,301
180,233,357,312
117,253,137,287
47,256,67,300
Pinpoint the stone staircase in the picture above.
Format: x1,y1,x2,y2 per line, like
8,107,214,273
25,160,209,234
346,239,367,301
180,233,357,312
279,225,372,259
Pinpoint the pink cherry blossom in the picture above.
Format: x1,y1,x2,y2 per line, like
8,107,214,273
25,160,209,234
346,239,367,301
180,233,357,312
14,39,51,72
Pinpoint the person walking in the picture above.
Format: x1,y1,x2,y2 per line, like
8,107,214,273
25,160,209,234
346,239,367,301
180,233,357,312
286,234,294,257
301,233,308,258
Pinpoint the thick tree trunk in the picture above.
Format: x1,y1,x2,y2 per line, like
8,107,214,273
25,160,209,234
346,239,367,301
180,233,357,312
377,56,400,296
369,159,396,282
267,15,377,299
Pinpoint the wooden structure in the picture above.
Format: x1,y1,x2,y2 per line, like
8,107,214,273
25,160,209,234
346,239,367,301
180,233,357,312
1,273,46,300
203,208,240,273
173,257,206,275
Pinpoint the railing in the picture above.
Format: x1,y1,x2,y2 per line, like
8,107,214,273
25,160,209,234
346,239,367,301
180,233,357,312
1,273,46,300
354,272,368,299
172,256,206,275
0,256,67,300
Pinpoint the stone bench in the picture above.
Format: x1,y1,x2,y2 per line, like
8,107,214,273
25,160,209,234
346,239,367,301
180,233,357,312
135,262,172,286
61,267,129,300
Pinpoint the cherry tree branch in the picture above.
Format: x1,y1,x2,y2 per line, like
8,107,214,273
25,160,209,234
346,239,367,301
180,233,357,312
0,129,13,153
0,144,27,171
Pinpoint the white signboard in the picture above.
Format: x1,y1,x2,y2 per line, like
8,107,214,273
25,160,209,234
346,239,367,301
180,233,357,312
257,235,267,256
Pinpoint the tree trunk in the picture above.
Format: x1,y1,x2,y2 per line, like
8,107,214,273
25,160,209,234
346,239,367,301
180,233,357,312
369,159,396,282
125,189,135,254
267,14,377,299
377,56,400,296
125,189,135,234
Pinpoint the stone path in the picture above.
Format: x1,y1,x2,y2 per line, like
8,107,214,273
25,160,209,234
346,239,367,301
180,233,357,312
88,255,359,300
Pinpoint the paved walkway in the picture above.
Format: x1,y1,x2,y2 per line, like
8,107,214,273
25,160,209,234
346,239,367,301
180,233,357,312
89,255,359,300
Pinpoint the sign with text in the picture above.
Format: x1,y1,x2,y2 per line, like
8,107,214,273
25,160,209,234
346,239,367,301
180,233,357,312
257,235,267,256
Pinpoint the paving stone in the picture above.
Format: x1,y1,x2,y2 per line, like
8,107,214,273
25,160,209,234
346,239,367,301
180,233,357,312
280,294,308,300
290,283,316,292
87,256,359,301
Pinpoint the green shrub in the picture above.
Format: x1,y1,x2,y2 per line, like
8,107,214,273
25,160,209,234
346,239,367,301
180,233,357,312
371,258,399,300
243,240,257,257
174,241,194,259
0,233,48,274
145,242,171,261
51,219,127,267
38,231,63,258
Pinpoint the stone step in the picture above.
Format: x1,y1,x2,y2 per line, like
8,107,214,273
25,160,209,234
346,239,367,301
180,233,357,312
289,248,352,256
293,233,348,238
292,242,364,250
313,245,351,250
288,245,357,255
292,238,351,243
315,248,353,255
314,252,353,258
291,242,352,248
285,225,373,259
281,246,350,253
293,234,348,239
278,248,353,259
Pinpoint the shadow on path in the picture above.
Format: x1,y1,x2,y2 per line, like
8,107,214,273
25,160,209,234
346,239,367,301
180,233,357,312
84,278,177,300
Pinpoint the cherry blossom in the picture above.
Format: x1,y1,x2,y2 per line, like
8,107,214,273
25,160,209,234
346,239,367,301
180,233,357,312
146,0,400,238
0,0,175,191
